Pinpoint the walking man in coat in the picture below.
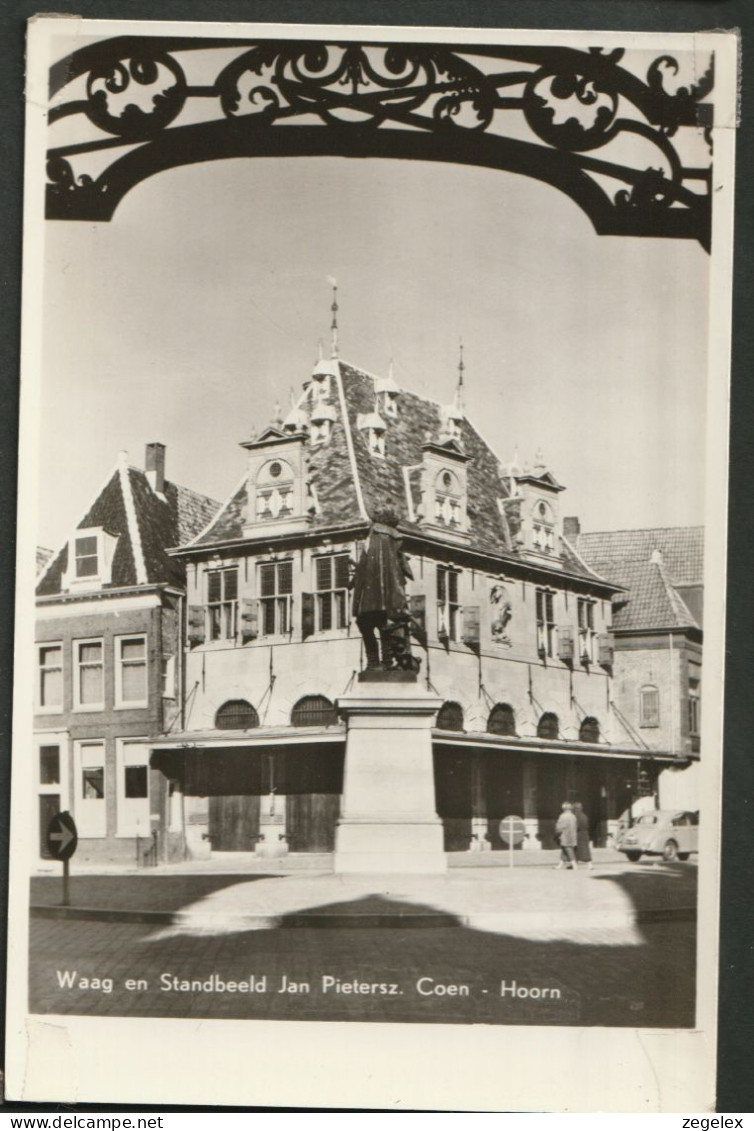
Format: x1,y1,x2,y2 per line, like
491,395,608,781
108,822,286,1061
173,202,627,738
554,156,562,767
554,801,578,869
573,801,594,870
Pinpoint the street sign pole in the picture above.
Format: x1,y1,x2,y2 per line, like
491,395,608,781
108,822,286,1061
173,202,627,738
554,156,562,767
499,815,526,868
46,811,78,906
62,857,70,907
508,819,514,869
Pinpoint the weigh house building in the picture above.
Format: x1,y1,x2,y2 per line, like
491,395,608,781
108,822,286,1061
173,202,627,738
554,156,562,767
151,354,687,860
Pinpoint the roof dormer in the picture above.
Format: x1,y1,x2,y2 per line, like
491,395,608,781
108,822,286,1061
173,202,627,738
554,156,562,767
514,452,566,565
417,439,471,543
240,429,309,536
61,526,119,592
357,408,387,457
375,366,400,419
310,400,337,446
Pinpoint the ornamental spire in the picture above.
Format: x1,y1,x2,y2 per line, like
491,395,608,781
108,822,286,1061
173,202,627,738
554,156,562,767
455,339,465,416
327,275,339,358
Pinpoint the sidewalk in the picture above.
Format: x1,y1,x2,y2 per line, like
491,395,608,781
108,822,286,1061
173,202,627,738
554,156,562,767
31,852,696,940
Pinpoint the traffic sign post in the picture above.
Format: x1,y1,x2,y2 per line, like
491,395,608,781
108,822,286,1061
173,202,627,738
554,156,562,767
46,811,78,906
499,814,527,869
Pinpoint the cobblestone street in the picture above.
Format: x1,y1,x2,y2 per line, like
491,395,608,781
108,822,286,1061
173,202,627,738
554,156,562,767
29,862,697,1029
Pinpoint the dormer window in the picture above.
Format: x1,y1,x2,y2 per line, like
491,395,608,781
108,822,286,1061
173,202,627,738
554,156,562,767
381,391,398,419
64,527,118,590
435,470,463,527
532,500,555,554
357,410,387,458
310,403,336,446
255,459,295,520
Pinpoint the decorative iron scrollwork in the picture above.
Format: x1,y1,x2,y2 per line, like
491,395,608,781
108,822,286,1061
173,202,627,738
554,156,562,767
45,36,715,247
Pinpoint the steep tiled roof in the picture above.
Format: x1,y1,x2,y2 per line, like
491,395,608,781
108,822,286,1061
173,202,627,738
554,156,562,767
37,466,219,597
607,559,699,632
36,547,53,575
192,359,605,585
575,527,703,586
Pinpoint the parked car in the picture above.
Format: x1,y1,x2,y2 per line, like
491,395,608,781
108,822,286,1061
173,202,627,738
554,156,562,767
616,809,699,862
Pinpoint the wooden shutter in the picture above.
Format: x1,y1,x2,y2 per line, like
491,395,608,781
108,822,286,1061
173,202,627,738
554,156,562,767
187,605,205,646
408,594,427,648
597,634,614,667
301,592,315,640
557,625,574,662
240,598,258,641
461,605,480,647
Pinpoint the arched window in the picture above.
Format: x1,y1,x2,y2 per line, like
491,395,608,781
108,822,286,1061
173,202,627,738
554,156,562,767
436,701,464,732
487,703,516,736
640,685,660,727
215,699,259,730
537,712,559,740
291,695,338,727
579,716,600,744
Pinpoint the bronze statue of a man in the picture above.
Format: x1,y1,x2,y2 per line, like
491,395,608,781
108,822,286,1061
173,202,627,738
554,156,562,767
351,507,420,671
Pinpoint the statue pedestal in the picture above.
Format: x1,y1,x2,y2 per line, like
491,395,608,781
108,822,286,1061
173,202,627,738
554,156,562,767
334,678,446,874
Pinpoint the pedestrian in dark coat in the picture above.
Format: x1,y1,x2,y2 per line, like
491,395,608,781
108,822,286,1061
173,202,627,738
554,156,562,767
554,802,578,869
573,801,593,869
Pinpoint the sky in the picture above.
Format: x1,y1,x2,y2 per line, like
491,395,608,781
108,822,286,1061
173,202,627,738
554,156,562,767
37,145,710,551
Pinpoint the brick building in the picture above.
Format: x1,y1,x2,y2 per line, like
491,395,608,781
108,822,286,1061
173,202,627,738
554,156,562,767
34,444,218,866
147,352,689,861
572,524,703,811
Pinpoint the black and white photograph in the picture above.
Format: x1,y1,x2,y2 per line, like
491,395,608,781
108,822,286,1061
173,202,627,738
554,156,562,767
5,17,737,1110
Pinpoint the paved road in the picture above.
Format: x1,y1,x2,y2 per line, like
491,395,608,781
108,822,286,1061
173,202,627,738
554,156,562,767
29,912,695,1028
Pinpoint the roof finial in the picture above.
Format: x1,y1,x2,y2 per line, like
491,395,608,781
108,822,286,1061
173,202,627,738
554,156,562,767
455,338,465,415
317,339,324,363
327,276,339,358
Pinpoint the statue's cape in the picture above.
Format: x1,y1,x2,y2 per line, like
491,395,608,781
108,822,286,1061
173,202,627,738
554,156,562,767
352,525,408,618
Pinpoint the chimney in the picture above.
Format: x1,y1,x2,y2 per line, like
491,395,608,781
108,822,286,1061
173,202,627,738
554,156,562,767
145,442,166,494
563,516,581,539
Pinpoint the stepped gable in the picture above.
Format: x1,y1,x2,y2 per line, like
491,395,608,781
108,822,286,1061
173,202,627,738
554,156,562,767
576,527,703,585
37,470,137,595
338,361,515,555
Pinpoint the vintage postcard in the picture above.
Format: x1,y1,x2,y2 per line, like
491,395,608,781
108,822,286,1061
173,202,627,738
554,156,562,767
5,17,737,1110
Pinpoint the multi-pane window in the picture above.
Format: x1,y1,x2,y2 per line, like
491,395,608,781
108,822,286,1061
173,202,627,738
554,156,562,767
74,639,104,708
39,744,60,786
640,685,660,727
315,553,350,631
38,741,62,858
207,568,238,641
259,560,293,636
116,740,150,838
434,471,462,528
532,501,554,554
38,644,62,709
437,566,461,641
536,589,555,657
74,535,99,578
688,679,700,735
116,635,148,706
577,598,595,661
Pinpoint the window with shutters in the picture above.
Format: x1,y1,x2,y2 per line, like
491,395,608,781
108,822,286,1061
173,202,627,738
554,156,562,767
206,567,238,641
37,643,63,710
259,560,293,636
115,635,148,708
487,703,516,736
73,638,104,710
291,695,338,727
437,566,460,641
314,553,350,632
532,500,555,554
640,685,660,727
434,470,463,528
577,598,596,662
536,588,555,657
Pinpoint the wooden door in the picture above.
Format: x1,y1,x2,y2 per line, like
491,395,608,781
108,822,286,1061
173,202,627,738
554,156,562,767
286,794,340,852
208,795,260,851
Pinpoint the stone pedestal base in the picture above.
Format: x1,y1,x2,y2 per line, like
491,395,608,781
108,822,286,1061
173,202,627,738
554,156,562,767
334,680,446,874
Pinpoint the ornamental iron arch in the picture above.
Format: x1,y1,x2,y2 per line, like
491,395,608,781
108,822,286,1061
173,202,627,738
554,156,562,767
436,700,464,732
46,36,713,247
291,694,338,727
487,702,517,736
579,716,601,743
215,699,260,730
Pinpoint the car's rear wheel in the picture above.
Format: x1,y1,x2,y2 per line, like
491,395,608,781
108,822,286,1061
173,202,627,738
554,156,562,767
625,851,642,862
662,839,679,862
677,852,690,861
